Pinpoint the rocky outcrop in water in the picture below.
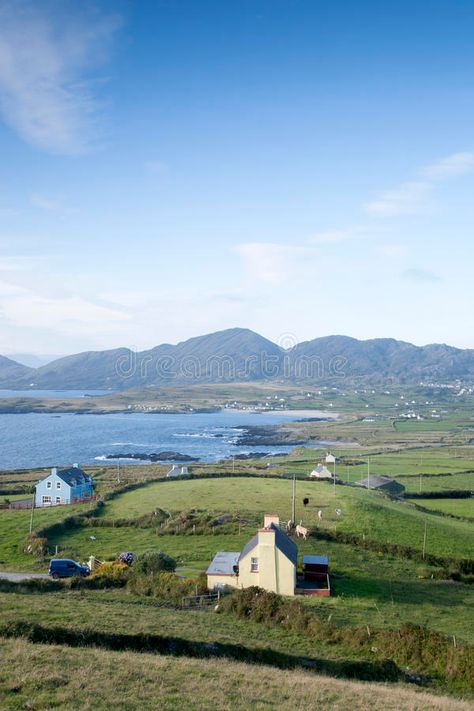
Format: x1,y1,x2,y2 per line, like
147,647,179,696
235,425,308,447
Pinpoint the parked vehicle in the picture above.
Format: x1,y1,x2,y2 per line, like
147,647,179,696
49,558,90,579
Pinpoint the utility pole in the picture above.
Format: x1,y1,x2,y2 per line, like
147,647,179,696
367,456,371,491
333,456,336,496
29,494,35,535
232,456,235,474
291,470,296,524
422,521,427,559
419,474,422,494
117,459,121,484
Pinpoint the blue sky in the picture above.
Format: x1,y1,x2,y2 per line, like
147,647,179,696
0,0,474,356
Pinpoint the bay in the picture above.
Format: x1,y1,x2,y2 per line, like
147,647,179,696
0,410,313,470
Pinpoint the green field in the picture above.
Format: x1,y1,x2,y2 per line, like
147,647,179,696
414,498,474,519
92,477,474,559
0,503,89,569
1,410,473,705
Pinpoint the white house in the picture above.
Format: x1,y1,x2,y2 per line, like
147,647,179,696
167,465,189,478
309,464,333,480
325,452,336,464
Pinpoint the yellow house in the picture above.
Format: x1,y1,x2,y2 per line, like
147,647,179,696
207,514,297,596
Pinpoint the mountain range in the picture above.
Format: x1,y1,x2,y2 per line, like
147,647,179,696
1,328,473,390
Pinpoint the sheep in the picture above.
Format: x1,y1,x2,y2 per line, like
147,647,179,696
295,521,308,539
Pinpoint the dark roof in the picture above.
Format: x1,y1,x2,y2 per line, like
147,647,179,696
207,551,240,575
303,555,328,566
56,468,91,486
238,524,298,566
273,525,298,564
355,476,403,490
238,534,258,562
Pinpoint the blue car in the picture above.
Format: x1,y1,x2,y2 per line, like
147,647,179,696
49,558,90,579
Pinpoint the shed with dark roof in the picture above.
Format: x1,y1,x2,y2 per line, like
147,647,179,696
355,475,405,496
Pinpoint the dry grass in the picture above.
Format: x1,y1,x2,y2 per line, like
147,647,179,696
0,637,471,711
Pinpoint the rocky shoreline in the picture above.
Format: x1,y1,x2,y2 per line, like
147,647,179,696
105,451,199,462
234,425,309,447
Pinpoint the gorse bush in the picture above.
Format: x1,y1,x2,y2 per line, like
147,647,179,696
90,562,129,587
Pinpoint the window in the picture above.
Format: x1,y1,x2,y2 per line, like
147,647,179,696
56,481,61,489
46,481,52,489
250,557,259,572
55,496,61,504
42,495,52,504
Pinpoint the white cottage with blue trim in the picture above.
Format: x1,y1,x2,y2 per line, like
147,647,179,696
35,465,93,507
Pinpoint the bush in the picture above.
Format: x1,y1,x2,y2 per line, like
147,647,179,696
220,588,474,690
89,562,129,588
132,550,177,575
128,571,194,603
21,533,48,558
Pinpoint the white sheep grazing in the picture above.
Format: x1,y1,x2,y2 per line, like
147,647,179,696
318,509,323,521
295,521,308,539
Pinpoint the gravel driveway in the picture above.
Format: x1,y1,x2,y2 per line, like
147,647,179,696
0,571,49,582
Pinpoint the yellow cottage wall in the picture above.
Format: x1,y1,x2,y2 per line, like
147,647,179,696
238,529,296,596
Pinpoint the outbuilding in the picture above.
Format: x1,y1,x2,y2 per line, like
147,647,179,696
355,475,405,496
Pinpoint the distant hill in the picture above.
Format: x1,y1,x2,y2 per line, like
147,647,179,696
288,336,474,384
0,355,33,386
2,328,474,389
8,353,62,368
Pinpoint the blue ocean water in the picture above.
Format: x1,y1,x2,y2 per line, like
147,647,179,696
0,410,306,470
0,390,111,399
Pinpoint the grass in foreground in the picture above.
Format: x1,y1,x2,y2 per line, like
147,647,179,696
0,637,471,711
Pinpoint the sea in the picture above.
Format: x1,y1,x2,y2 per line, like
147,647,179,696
0,391,332,469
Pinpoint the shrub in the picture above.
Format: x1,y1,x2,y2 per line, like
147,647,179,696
89,562,129,587
128,571,194,603
21,533,48,558
132,550,177,575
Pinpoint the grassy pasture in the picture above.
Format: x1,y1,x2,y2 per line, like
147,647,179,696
1,637,468,711
0,503,89,570
93,477,474,559
41,527,474,642
275,445,474,480
400,473,474,493
414,498,474,519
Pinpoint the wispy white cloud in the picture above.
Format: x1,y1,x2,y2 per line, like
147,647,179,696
0,1,121,154
364,181,432,217
420,152,474,180
0,255,128,342
364,151,474,219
